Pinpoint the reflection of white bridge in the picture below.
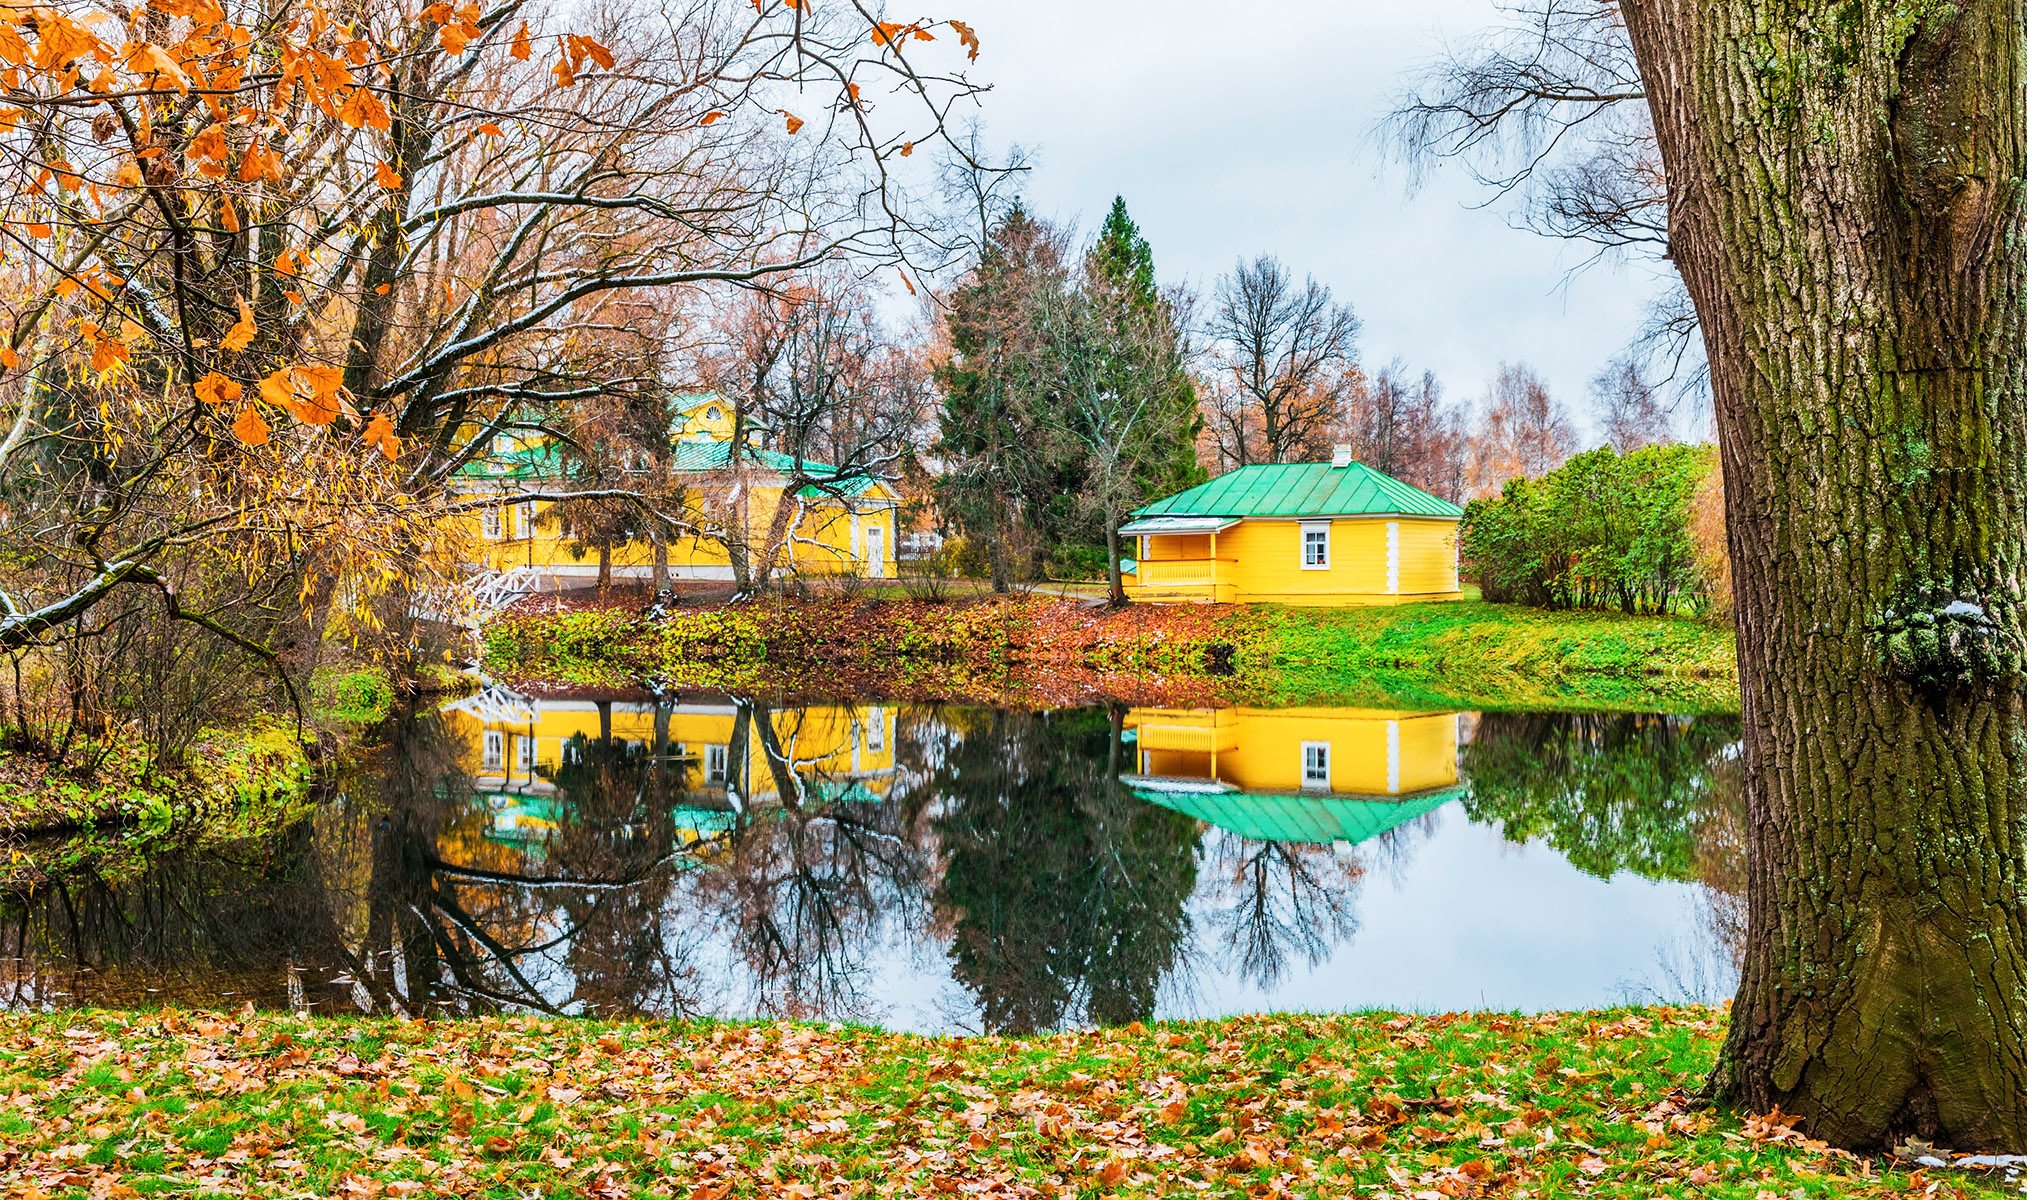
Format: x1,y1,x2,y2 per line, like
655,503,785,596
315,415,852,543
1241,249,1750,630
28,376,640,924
442,679,538,724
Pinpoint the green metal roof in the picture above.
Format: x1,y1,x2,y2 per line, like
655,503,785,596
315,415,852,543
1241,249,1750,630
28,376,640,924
454,438,884,497
1130,782,1462,844
1132,462,1463,520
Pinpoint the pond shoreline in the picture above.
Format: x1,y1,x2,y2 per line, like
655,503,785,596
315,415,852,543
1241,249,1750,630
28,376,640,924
0,1006,1944,1198
481,593,1741,713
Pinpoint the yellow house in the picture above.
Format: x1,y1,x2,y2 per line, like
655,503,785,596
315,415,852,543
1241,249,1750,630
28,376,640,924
452,395,903,587
1121,446,1464,605
1123,705,1465,845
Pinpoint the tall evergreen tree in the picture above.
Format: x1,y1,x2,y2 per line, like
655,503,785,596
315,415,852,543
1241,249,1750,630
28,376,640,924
1084,198,1207,500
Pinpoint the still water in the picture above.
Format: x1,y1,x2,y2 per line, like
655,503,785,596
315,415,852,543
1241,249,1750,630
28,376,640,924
0,689,1744,1031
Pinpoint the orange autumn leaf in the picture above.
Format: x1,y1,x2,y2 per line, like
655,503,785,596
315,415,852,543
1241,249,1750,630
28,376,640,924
336,86,391,131
220,297,256,351
90,336,129,373
115,162,143,188
194,371,241,405
781,110,803,134
510,21,531,60
375,160,402,188
258,367,297,409
899,141,914,156
220,199,239,232
0,346,15,370
439,23,471,53
950,19,979,61
576,36,613,69
474,121,504,137
700,111,725,125
290,364,351,424
24,222,49,238
186,122,228,162
361,412,400,460
232,403,269,445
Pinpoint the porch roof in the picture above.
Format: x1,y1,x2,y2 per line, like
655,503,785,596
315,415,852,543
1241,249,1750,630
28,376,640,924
1117,515,1242,537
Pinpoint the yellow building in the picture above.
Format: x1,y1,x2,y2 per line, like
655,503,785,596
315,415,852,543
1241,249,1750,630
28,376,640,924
1124,705,1466,845
452,395,903,587
1121,446,1464,605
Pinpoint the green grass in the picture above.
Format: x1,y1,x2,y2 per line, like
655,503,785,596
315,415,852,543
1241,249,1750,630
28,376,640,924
0,1007,1991,1198
1245,601,1740,713
309,664,396,727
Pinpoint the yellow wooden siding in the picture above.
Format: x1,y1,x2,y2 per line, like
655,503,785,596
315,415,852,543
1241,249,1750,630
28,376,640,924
460,484,897,580
1396,518,1461,597
1126,706,1460,797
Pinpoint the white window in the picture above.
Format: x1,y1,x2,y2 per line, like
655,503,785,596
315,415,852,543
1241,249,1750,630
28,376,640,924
481,506,503,540
706,406,722,421
1300,741,1331,790
516,501,537,538
1301,522,1330,570
562,737,582,765
705,744,728,784
516,735,535,771
863,707,886,752
482,730,504,771
494,433,515,455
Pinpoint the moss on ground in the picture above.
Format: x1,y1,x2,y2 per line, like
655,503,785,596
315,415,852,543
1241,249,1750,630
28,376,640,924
1244,601,1740,713
0,1006,1991,1198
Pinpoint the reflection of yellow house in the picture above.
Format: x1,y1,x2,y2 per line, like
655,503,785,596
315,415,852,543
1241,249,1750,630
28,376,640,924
451,395,902,586
1124,706,1465,844
1121,448,1464,606
443,691,896,820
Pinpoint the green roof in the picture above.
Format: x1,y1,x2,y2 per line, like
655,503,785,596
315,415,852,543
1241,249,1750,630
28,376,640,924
454,439,884,496
1133,462,1463,520
1131,782,1462,844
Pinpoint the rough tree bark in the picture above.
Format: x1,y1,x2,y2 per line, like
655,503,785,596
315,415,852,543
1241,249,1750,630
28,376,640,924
1620,0,2027,1150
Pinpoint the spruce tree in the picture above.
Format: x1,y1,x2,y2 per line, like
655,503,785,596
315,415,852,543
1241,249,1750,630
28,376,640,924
1084,197,1206,500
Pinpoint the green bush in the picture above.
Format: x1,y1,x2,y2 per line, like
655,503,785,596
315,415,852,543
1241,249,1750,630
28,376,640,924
1462,443,1715,615
1043,542,1109,582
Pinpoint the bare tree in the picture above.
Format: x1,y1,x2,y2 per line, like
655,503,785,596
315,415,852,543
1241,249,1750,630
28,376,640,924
1469,362,1578,494
1590,358,1673,452
1203,256,1362,469
1343,360,1468,501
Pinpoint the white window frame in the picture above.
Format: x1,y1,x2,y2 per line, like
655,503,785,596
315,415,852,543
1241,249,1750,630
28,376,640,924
482,730,504,771
863,706,886,752
493,433,515,455
516,500,537,539
481,506,503,540
1300,740,1331,790
562,737,583,765
1300,521,1331,570
864,523,885,578
516,735,536,772
705,744,729,785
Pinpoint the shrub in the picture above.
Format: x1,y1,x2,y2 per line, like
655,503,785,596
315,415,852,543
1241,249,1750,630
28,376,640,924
1462,443,1715,615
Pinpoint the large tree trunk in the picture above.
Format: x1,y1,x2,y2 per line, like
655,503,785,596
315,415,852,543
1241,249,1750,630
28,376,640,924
1622,0,2027,1151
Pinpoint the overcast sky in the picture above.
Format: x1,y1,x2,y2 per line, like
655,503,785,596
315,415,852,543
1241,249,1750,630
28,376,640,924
943,0,1679,443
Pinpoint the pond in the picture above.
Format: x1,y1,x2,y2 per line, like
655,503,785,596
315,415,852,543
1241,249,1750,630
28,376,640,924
0,689,1744,1032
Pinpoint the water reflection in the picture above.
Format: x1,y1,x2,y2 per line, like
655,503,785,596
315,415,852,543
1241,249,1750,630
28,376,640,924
0,691,1748,1028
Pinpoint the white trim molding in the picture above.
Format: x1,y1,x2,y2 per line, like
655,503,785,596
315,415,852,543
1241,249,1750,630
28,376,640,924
1299,520,1331,570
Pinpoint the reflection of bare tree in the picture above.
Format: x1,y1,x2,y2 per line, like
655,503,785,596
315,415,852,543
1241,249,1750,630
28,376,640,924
1201,834,1361,989
694,699,931,1022
1695,750,1747,970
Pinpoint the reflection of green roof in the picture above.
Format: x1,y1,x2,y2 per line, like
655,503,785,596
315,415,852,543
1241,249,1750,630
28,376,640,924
1131,782,1461,844
1134,462,1462,520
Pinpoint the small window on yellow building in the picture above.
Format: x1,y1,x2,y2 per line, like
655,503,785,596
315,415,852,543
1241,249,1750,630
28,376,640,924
705,744,729,784
483,730,504,771
481,507,503,540
1301,522,1330,570
1301,741,1331,789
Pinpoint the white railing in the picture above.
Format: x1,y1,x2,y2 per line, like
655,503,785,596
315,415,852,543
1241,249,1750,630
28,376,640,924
1132,558,1235,587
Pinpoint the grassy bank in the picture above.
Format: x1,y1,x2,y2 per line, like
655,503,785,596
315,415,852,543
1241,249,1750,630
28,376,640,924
0,1007,1983,1199
0,722,320,886
1248,601,1739,713
484,596,1236,708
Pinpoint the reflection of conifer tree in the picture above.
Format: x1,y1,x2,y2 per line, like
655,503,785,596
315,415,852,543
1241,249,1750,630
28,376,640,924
1460,713,1742,880
931,708,1198,1033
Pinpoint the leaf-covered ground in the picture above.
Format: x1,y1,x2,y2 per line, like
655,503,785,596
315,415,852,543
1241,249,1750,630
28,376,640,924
0,1007,1996,1199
